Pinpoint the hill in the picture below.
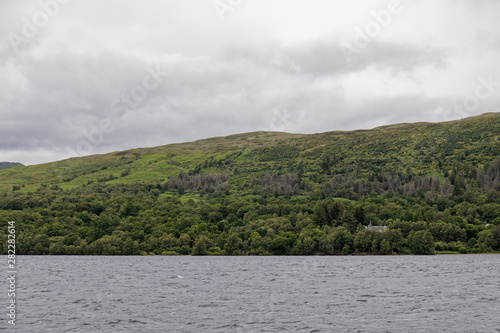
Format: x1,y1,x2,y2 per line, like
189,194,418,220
0,131,303,192
0,162,22,170
0,113,499,256
2,113,499,192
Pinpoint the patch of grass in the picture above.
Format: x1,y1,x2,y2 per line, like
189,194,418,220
435,250,460,254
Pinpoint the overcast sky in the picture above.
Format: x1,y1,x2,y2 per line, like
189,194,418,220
1,0,500,165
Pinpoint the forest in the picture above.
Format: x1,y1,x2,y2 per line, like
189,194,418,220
1,113,499,255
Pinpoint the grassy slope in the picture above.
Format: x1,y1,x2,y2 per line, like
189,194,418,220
1,112,499,192
0,131,303,192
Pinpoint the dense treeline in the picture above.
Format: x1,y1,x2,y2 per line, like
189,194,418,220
1,177,499,255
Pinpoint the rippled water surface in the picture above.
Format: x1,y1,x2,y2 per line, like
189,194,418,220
4,255,500,332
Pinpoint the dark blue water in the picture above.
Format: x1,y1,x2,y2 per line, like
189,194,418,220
2,255,499,332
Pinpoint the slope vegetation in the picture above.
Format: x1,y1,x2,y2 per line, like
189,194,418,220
0,113,499,255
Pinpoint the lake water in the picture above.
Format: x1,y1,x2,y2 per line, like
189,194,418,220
3,255,499,332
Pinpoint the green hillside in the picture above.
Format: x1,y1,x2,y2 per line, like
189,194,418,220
1,113,499,255
0,131,302,192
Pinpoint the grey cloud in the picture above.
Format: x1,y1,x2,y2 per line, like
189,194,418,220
223,39,447,78
0,39,475,164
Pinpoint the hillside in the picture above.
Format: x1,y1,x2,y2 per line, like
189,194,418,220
0,113,499,256
0,162,22,170
2,113,499,192
0,131,303,192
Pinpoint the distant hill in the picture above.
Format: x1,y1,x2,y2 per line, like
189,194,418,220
0,162,22,170
0,112,498,192
0,112,499,256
